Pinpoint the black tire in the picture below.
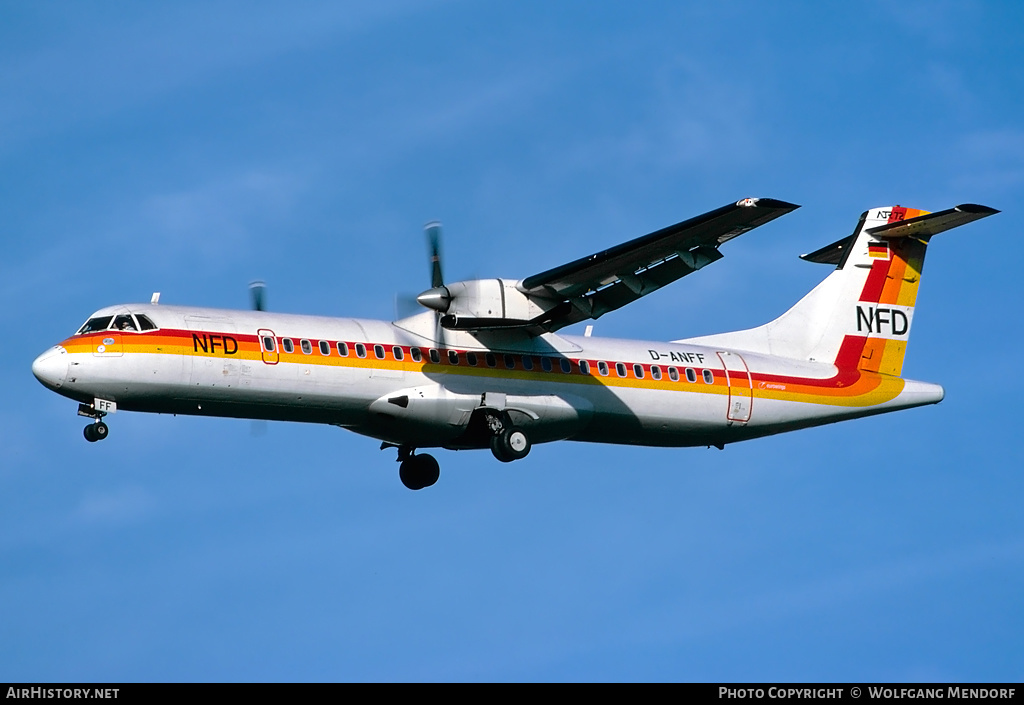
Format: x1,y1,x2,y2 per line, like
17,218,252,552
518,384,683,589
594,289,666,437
491,427,530,462
490,433,512,462
83,424,98,442
399,454,441,490
417,454,440,488
399,459,424,490
94,422,109,441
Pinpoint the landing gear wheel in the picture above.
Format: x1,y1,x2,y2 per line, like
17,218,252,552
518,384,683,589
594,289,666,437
399,453,440,490
83,422,109,443
490,427,530,462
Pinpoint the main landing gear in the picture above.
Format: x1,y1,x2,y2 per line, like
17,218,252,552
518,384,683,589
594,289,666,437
490,426,530,462
484,410,531,463
396,447,440,491
387,416,533,491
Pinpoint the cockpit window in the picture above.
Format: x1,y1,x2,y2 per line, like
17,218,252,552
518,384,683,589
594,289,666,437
77,316,113,335
113,314,137,331
136,314,157,331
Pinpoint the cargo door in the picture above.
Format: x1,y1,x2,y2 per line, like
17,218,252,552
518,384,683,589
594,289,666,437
717,351,752,423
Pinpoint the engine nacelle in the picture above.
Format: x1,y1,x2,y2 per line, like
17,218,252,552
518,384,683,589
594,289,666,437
417,278,556,329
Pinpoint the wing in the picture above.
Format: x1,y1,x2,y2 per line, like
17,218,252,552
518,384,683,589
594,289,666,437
519,197,799,332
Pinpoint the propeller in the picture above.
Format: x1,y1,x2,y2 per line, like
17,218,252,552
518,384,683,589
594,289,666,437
426,221,444,288
417,221,452,313
249,280,267,312
393,222,450,346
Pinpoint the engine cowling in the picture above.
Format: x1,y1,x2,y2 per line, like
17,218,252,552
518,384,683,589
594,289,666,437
416,278,557,330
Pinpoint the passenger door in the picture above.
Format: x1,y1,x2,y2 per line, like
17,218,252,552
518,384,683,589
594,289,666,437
258,329,279,364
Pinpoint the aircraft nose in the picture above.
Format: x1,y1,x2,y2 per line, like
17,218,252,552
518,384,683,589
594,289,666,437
32,346,69,390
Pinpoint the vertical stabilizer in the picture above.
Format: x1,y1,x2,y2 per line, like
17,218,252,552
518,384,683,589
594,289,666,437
679,204,997,373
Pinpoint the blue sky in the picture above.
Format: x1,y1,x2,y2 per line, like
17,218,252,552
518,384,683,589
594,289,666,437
3,1,1023,682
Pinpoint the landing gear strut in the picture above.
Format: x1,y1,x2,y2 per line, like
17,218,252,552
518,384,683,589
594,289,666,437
396,446,440,491
78,403,110,443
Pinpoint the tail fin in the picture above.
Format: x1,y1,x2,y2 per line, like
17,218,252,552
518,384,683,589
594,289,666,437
680,204,998,374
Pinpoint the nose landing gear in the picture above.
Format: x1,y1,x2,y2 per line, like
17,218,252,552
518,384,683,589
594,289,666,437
78,402,111,443
83,421,109,443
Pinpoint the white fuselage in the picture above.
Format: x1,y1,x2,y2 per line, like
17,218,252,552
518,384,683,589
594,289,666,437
33,303,943,452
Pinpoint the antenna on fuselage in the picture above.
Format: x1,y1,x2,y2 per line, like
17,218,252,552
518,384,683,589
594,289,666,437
151,292,161,305
249,280,267,312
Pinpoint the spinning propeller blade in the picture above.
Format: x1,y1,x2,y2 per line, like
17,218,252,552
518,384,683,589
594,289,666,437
426,221,444,289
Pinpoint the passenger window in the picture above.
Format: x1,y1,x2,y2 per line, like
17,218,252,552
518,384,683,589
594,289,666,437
668,367,679,382
410,347,422,362
374,345,385,360
633,363,644,379
337,342,349,357
300,339,312,354
429,349,440,364
355,343,366,358
598,361,609,376
319,340,331,355
703,369,714,384
522,356,534,371
136,314,157,331
651,365,662,380
579,360,590,375
77,316,113,334
282,338,294,354
393,346,404,361
685,368,697,383
448,350,459,365
560,358,572,374
616,362,627,378
503,354,515,369
262,336,276,352
541,357,553,372
485,353,497,368
466,352,477,366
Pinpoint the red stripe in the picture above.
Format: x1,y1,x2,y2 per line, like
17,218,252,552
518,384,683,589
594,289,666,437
859,258,891,302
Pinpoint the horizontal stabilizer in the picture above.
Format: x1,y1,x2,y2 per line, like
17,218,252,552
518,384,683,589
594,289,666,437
800,234,856,265
865,203,998,239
